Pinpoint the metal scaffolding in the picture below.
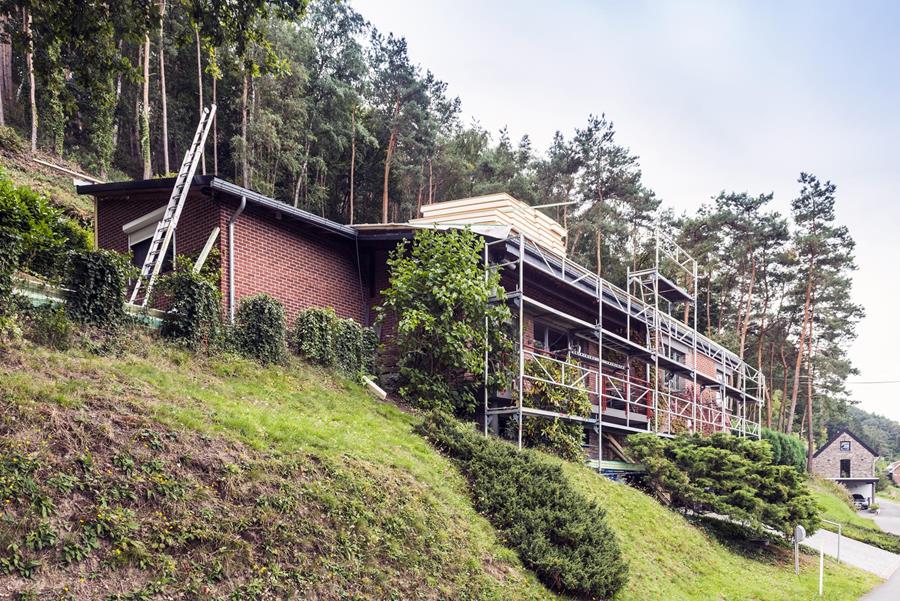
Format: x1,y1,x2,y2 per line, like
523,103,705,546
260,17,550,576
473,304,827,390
483,228,765,470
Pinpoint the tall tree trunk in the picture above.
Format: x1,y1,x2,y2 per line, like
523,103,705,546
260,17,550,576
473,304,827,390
131,43,142,163
706,274,712,337
24,8,36,153
212,73,217,174
416,176,423,215
764,344,775,429
738,255,756,361
111,41,124,154
382,125,398,223
141,32,151,178
786,260,814,433
241,72,248,187
158,0,169,174
349,105,356,223
297,136,311,207
0,16,12,127
427,158,433,205
805,307,815,472
779,342,789,432
195,26,206,174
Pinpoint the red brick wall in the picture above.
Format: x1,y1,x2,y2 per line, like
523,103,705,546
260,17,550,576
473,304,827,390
691,351,719,380
221,200,368,325
96,191,220,259
95,190,371,326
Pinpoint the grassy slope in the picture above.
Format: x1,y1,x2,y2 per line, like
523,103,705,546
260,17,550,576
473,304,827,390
565,465,878,601
0,335,880,599
810,478,881,531
1,338,552,599
0,151,95,221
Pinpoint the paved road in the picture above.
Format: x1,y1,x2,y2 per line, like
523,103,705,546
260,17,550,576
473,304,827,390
871,497,900,536
803,529,900,579
858,498,900,599
860,569,900,601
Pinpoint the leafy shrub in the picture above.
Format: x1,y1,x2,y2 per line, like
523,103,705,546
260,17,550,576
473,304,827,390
234,294,286,365
761,428,806,472
157,266,221,351
291,307,335,365
0,170,91,291
332,316,372,374
0,210,23,313
628,432,820,537
65,250,131,327
517,356,591,461
0,125,25,153
22,303,74,350
417,411,627,599
377,228,513,416
291,307,377,375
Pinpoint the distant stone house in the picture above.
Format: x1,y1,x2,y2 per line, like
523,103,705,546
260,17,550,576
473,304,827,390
811,428,878,504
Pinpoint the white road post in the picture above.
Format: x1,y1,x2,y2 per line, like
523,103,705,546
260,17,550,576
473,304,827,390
818,542,824,596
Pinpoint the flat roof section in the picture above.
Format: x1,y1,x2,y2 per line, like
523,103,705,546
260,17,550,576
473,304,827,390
654,272,694,304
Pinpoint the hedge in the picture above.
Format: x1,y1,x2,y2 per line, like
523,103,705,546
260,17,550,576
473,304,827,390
291,307,376,375
0,168,90,289
417,411,627,599
629,432,819,537
761,428,807,472
157,266,221,351
234,294,287,365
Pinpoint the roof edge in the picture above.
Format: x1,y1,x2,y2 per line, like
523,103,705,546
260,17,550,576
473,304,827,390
812,427,879,458
77,175,357,241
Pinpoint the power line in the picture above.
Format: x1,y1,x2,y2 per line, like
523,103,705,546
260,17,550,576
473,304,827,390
846,380,900,385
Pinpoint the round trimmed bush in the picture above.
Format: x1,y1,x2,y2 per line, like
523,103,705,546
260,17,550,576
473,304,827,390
234,294,286,365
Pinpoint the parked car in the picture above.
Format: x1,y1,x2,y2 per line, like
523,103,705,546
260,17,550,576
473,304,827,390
851,493,869,510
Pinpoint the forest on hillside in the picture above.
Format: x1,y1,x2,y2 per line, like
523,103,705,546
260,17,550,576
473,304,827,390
0,0,867,454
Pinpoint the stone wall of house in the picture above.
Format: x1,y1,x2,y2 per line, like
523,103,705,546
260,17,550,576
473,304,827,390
811,432,875,479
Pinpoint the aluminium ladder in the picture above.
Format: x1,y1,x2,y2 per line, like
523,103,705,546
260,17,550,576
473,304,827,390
129,104,217,307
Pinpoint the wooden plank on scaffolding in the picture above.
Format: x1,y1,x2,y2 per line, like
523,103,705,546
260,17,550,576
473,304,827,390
411,192,567,255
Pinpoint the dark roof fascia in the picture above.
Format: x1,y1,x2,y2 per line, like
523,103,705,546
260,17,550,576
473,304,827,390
77,176,358,241
356,231,416,242
76,175,214,195
207,178,357,240
812,428,879,458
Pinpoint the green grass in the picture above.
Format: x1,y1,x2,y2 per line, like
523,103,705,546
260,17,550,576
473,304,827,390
0,153,94,219
1,337,553,599
878,483,900,502
0,334,883,599
810,478,881,531
564,465,879,601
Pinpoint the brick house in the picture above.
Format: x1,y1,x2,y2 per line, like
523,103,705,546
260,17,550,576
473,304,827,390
811,428,878,504
79,177,766,471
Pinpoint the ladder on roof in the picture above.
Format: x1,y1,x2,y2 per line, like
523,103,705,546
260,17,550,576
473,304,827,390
128,104,217,307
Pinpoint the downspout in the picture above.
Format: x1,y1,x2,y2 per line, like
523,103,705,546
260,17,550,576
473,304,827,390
228,196,247,323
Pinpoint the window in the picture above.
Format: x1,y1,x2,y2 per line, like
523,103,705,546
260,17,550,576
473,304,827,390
840,440,851,452
122,206,174,272
664,345,686,364
533,321,569,352
840,459,851,478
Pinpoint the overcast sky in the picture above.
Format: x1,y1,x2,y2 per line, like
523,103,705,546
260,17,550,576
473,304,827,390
353,0,900,422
